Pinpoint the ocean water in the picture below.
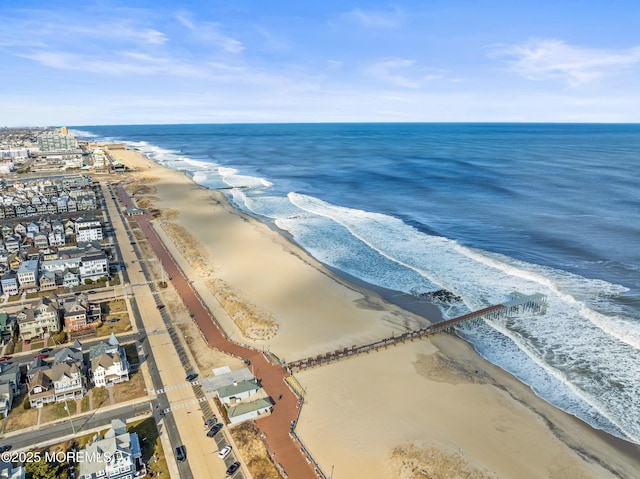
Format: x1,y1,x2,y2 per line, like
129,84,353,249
73,123,640,445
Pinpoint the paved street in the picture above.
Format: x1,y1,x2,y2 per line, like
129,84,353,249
116,182,320,478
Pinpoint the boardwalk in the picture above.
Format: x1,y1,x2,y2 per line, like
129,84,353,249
115,184,321,479
286,292,547,372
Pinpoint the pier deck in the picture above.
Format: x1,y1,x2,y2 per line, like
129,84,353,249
286,291,546,372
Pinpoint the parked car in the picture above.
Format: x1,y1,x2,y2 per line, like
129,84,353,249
0,356,11,362
40,348,53,353
218,445,232,459
175,445,186,462
108,318,120,323
0,445,11,453
204,417,217,427
207,424,223,437
156,304,165,310
88,290,96,294
186,373,198,382
226,462,241,475
33,354,48,360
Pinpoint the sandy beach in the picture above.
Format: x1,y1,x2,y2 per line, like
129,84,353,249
107,144,640,479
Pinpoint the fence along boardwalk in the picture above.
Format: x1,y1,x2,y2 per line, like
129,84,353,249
286,291,547,373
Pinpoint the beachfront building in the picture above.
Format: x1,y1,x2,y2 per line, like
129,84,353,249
227,397,273,425
89,333,129,387
79,419,143,479
79,253,108,282
216,379,261,406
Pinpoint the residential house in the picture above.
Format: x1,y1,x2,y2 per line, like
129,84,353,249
63,295,100,332
48,230,65,247
76,224,103,243
16,296,60,340
63,268,80,288
16,258,38,292
13,223,26,237
0,271,18,296
27,357,51,384
79,253,108,282
0,383,12,419
33,233,48,248
27,370,55,408
4,235,20,253
0,312,14,342
50,362,85,402
0,361,20,416
0,459,26,479
89,333,129,387
39,271,57,291
26,221,39,238
79,418,143,479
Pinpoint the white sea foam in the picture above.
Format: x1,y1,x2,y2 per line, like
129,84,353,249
283,192,640,444
68,128,98,138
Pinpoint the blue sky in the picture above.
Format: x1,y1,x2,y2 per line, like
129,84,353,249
1,0,640,125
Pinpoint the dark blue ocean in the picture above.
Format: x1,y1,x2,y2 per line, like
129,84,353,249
73,123,640,444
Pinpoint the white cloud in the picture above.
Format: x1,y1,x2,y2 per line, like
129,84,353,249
340,7,405,29
495,39,640,86
175,12,244,54
366,58,443,88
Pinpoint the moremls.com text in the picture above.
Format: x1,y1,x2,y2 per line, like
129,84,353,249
1,450,115,463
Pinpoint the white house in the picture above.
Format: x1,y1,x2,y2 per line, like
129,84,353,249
0,271,18,296
79,419,143,479
48,230,65,246
51,362,85,402
79,253,108,281
16,258,39,291
89,333,129,387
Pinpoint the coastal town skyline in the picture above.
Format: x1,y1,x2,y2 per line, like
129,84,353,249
2,0,640,126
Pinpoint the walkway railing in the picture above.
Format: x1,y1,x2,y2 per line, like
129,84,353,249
287,292,547,372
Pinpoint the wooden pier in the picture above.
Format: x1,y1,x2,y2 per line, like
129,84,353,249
286,291,547,372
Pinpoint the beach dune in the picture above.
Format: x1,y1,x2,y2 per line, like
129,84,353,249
110,145,640,479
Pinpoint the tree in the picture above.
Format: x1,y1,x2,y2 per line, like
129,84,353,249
25,456,64,479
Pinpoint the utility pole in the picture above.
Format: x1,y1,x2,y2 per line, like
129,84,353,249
64,400,76,434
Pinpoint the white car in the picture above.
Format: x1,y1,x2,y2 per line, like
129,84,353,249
218,445,232,459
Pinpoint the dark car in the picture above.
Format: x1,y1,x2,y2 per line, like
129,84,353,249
175,445,186,462
226,462,241,475
40,348,53,353
186,373,198,382
156,304,165,310
207,423,223,437
204,417,217,427
0,445,11,452
88,290,96,294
